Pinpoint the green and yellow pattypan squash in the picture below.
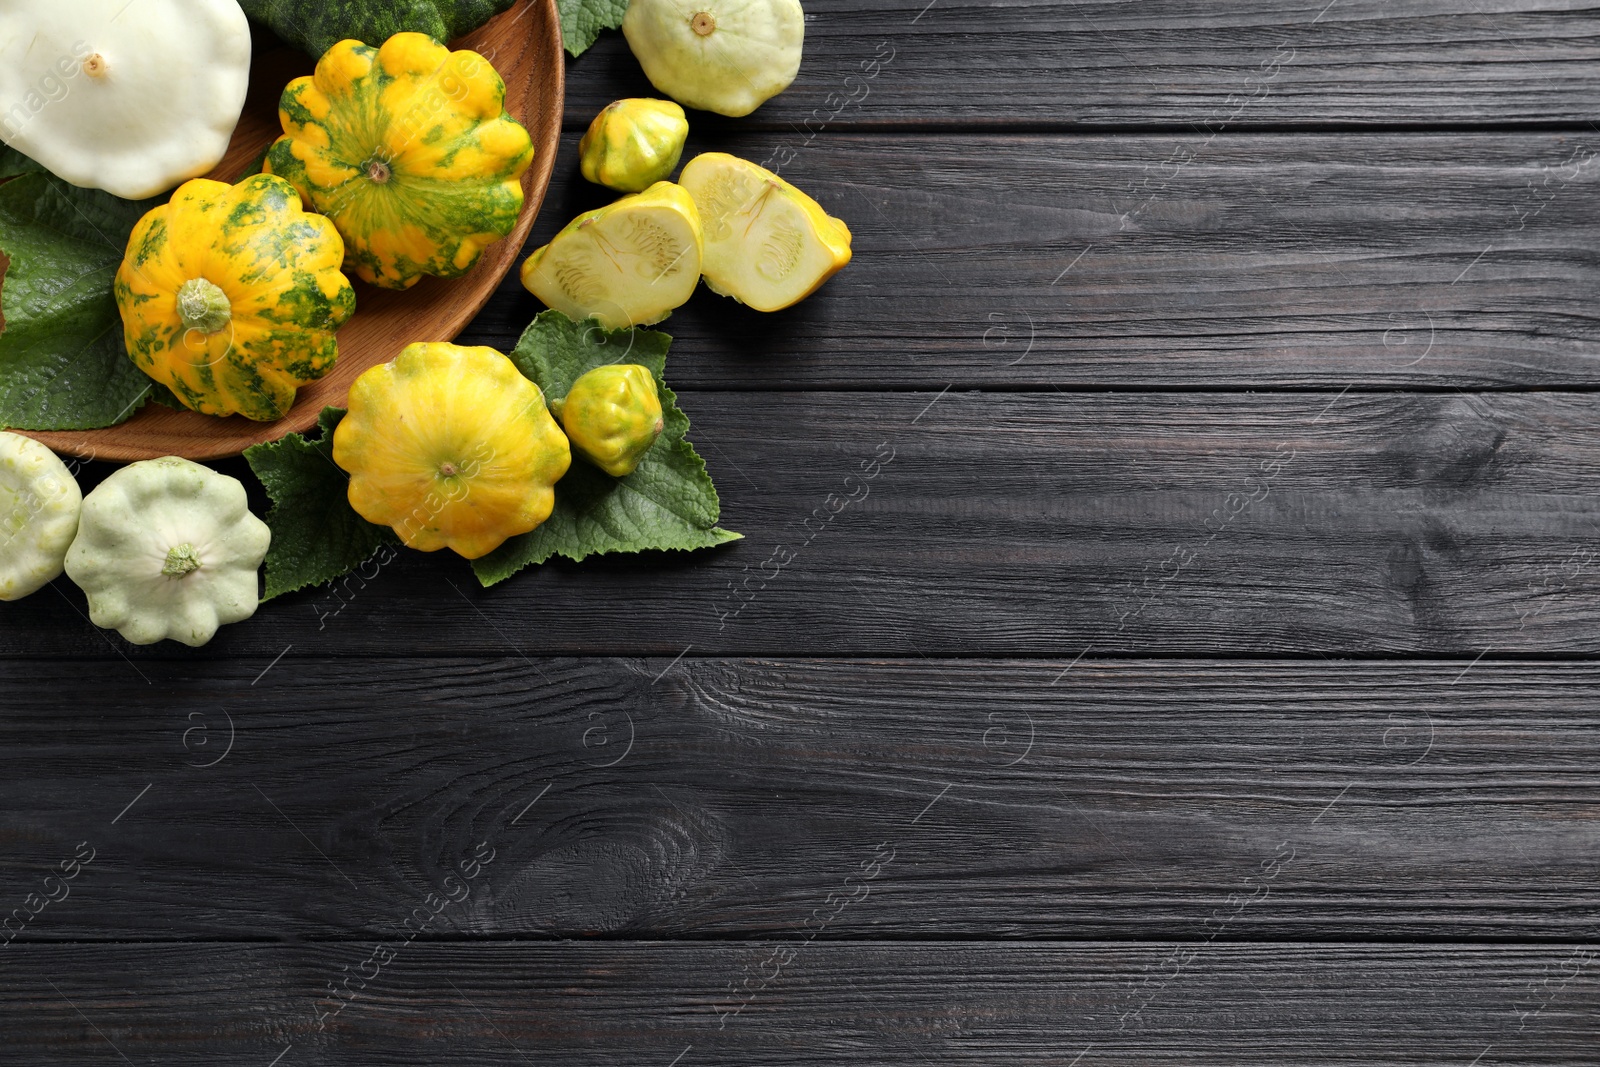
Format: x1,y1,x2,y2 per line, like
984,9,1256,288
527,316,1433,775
579,99,689,193
519,181,703,329
677,152,851,311
552,364,665,477
265,32,534,290
622,0,804,118
333,342,571,559
0,432,82,601
115,174,356,421
64,457,270,646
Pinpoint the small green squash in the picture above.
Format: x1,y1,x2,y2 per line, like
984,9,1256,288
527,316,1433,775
553,364,665,477
579,99,689,193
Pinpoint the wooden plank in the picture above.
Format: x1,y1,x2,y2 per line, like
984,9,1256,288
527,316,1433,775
460,131,1600,390
2,941,1594,1063
7,391,1600,658
560,0,1600,128
3,658,1599,940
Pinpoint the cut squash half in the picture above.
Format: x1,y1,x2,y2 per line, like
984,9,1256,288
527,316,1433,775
520,181,703,329
678,152,852,312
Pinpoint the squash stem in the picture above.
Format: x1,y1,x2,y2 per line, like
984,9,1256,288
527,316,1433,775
162,543,202,579
175,279,232,335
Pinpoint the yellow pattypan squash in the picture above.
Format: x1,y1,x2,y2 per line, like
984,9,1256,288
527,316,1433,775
265,32,534,290
332,342,571,559
115,174,356,421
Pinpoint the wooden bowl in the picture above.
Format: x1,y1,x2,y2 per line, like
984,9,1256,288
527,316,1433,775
24,0,564,462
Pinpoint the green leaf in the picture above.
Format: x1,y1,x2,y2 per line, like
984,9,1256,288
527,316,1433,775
0,173,157,430
144,381,189,411
471,310,741,587
244,408,399,601
0,144,42,180
236,0,518,58
557,0,627,57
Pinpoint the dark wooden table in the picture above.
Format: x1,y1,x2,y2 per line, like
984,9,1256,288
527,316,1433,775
6,1,1600,1062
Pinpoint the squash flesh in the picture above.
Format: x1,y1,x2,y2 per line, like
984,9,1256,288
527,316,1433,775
678,152,851,312
520,181,703,329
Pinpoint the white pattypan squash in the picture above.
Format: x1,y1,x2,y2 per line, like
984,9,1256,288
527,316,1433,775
0,432,81,601
0,0,251,199
64,457,270,647
623,0,804,118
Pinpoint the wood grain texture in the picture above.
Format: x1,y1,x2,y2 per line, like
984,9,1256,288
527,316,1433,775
1,658,1598,941
23,0,565,462
6,2,1599,1060
562,0,1600,128
1,941,1594,1063
8,391,1600,657
461,129,1600,390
